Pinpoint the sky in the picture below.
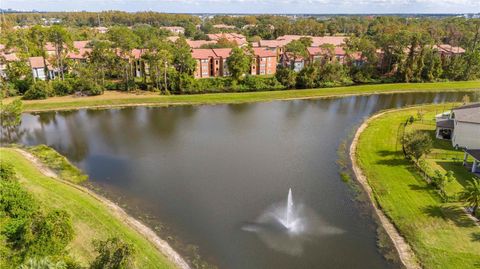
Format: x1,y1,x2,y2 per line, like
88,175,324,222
2,0,480,14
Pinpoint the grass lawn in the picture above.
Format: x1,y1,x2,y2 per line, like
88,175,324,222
356,104,480,269
404,119,479,196
0,148,176,268
5,80,480,112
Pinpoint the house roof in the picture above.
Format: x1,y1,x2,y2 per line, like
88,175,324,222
191,49,217,59
436,119,454,129
131,49,147,59
73,40,91,50
212,48,232,58
434,44,466,54
276,35,348,47
28,56,45,68
187,39,217,48
453,103,480,124
465,149,480,161
2,53,19,62
212,24,236,29
207,33,247,45
44,42,56,51
67,48,92,59
253,47,276,58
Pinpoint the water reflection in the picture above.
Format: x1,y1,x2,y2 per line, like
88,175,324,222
6,91,479,269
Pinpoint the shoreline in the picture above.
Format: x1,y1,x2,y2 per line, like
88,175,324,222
13,83,480,113
14,148,191,269
349,110,421,269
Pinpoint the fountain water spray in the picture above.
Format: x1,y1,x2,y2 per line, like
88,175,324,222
285,188,293,229
242,187,344,256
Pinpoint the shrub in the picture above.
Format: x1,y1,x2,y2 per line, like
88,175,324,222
51,79,73,96
402,130,433,161
90,237,135,269
75,79,104,96
0,161,16,181
275,66,297,89
13,79,34,95
23,81,52,100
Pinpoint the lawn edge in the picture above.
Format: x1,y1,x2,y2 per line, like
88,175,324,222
350,108,421,269
20,84,480,113
11,148,191,269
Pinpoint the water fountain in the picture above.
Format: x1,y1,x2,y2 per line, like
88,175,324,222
242,188,344,256
284,188,293,229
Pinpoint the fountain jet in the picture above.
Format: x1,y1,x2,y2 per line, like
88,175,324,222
285,188,293,229
242,187,345,256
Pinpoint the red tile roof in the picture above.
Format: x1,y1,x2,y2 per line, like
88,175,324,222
44,42,56,51
73,40,91,50
212,48,232,58
253,47,277,58
131,49,147,59
2,53,19,62
67,48,92,59
187,39,217,48
191,49,217,59
259,35,348,49
28,56,46,69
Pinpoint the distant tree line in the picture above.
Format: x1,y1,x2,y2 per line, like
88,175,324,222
1,14,479,99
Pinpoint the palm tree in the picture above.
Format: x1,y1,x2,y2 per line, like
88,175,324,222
459,179,480,217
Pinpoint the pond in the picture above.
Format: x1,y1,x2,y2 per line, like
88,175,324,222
15,91,476,269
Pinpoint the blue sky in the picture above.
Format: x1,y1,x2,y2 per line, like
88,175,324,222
3,0,480,14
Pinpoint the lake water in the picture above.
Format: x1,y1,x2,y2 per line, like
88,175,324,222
14,92,476,269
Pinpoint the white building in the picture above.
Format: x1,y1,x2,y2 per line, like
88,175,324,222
28,56,56,80
451,103,480,150
436,103,480,173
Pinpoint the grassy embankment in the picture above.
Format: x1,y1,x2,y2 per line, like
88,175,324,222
355,104,480,269
0,147,176,268
6,81,480,112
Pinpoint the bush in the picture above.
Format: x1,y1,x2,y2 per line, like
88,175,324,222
276,66,297,88
402,130,433,161
104,81,122,91
75,79,104,96
90,237,135,269
51,79,73,96
0,161,16,181
1,82,19,97
23,81,52,100
13,79,33,95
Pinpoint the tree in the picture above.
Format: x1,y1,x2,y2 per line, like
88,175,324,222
172,37,196,75
285,40,308,69
226,47,252,80
296,64,317,89
90,237,135,269
459,179,480,217
48,25,73,80
88,40,116,86
107,26,140,91
0,99,23,141
402,130,433,161
275,66,297,88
